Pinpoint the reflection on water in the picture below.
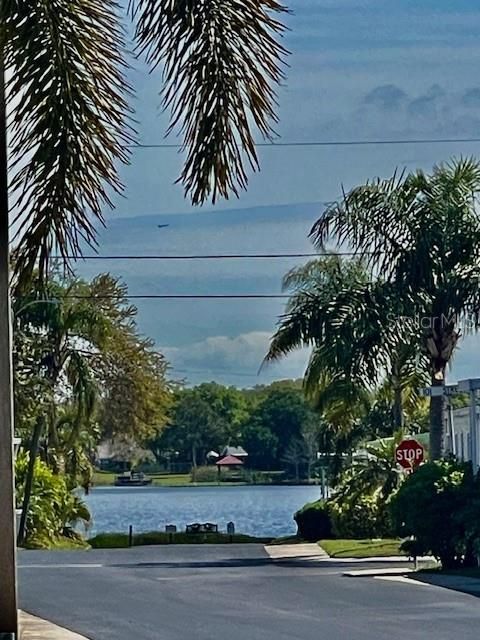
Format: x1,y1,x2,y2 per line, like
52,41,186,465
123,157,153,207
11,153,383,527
84,485,320,538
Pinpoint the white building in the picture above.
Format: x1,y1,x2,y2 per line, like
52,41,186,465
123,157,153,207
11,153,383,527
446,406,480,468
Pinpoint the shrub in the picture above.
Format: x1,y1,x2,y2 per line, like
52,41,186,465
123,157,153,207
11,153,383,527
192,465,219,483
89,531,271,547
328,492,393,539
15,453,90,547
294,500,333,541
391,459,480,569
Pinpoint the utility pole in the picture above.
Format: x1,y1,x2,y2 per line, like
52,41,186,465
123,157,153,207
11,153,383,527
0,54,18,637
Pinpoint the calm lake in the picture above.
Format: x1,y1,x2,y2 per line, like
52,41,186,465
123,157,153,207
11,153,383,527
83,485,320,538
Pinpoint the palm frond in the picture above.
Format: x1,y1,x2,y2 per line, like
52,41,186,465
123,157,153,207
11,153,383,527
3,0,134,284
310,170,422,277
130,0,288,204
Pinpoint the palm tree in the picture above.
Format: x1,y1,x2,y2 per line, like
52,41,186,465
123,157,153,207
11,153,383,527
1,4,288,631
335,433,404,502
266,255,427,428
310,158,480,460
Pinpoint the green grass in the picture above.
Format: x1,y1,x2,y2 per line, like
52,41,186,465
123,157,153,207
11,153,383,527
153,473,193,486
92,470,298,488
88,531,272,548
92,471,117,485
319,539,404,558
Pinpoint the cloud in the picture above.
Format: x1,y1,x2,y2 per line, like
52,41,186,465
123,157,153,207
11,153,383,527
319,82,480,140
462,87,480,108
162,332,310,387
363,84,408,111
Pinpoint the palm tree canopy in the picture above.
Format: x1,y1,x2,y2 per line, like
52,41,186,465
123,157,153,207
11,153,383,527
311,158,480,336
1,0,288,282
265,255,409,388
309,157,480,459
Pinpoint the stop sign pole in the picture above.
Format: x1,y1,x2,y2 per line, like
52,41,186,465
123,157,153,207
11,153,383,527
395,438,425,471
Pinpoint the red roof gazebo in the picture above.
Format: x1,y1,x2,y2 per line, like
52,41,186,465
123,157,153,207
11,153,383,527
215,455,244,480
216,455,244,468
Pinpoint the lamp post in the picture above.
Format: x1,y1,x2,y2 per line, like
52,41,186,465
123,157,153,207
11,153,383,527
0,57,18,638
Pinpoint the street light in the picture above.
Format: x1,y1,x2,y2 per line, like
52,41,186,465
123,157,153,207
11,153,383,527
0,59,17,636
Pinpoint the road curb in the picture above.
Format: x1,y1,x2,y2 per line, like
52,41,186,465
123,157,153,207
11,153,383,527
264,543,329,561
20,611,90,640
343,567,413,577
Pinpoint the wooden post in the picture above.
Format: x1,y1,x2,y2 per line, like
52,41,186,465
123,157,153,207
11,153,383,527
0,55,18,638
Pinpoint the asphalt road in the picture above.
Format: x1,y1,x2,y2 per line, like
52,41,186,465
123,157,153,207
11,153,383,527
18,545,480,640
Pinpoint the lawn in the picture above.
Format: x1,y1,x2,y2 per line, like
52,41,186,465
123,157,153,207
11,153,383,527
319,539,405,558
92,471,194,486
89,531,272,548
92,471,248,487
92,471,116,486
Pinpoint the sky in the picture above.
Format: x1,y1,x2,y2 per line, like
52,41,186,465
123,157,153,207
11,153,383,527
78,0,480,387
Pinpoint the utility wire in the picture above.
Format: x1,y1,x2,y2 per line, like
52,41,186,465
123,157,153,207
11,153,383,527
53,251,366,261
25,294,290,300
126,136,480,149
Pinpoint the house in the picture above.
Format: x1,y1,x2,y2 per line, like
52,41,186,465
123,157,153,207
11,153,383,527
446,406,479,463
220,445,248,461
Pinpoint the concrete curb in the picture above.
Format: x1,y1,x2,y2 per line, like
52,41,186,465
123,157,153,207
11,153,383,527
344,568,413,577
20,611,90,640
264,543,329,561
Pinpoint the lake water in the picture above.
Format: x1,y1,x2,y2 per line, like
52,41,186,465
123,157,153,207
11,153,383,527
83,485,320,538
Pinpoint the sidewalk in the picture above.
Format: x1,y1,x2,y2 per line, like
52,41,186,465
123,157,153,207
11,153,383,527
20,611,89,640
264,542,329,561
265,542,428,565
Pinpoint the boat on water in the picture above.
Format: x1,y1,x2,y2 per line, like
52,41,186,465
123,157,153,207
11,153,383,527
114,471,153,487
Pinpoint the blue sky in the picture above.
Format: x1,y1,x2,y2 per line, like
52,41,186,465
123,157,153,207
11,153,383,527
79,0,480,386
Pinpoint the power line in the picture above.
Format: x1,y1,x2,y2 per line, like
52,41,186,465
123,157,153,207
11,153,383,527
27,294,290,300
126,136,480,150
54,251,364,261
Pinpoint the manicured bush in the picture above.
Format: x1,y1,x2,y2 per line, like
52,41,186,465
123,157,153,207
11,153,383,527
391,459,480,569
294,500,333,541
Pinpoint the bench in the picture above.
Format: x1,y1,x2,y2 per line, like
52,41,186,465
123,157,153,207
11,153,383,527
185,522,218,534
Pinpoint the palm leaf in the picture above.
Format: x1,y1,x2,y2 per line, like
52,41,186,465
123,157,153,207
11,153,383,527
2,0,134,284
129,0,288,204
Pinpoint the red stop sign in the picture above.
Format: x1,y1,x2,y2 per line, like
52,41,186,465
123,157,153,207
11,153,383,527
395,439,425,469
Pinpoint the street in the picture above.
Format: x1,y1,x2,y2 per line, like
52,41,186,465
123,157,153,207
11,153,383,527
18,545,480,640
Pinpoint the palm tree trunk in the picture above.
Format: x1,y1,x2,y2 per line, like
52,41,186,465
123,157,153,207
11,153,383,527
17,416,44,545
429,375,446,460
191,443,197,483
392,361,404,430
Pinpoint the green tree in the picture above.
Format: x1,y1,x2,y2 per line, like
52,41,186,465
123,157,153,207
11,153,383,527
310,159,480,459
14,272,172,542
282,437,306,482
245,385,316,470
240,422,279,470
267,256,428,428
166,388,223,480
